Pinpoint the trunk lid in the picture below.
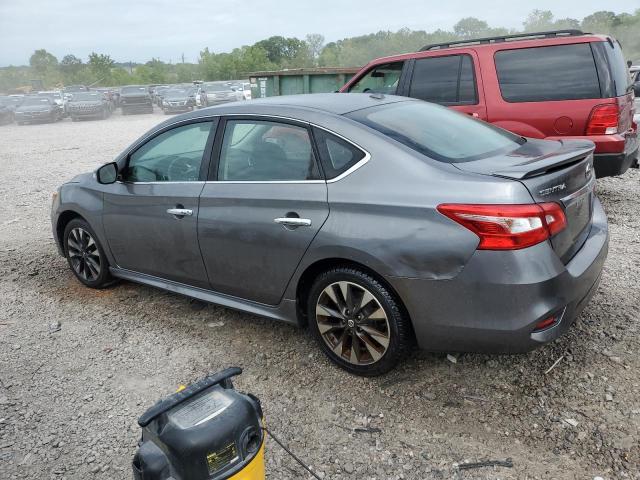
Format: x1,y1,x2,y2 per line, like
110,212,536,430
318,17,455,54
454,138,596,263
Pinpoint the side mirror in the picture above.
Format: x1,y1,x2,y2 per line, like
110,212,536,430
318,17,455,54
97,162,118,184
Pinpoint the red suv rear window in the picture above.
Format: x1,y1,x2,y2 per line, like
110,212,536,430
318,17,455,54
495,44,601,102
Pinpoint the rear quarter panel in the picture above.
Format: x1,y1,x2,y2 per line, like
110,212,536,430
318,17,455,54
285,122,536,300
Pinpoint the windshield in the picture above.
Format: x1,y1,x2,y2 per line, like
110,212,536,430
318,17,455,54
71,92,102,101
22,97,52,106
347,101,525,163
121,86,147,94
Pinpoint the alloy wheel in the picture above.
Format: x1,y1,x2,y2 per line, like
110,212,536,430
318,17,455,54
67,227,101,281
315,281,390,365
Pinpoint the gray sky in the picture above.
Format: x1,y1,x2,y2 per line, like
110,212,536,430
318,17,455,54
0,0,635,66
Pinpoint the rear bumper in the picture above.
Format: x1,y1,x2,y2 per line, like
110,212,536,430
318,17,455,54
593,133,638,177
388,197,609,353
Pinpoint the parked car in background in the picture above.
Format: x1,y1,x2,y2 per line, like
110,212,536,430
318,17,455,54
238,82,252,100
342,30,638,178
37,91,65,112
15,96,63,124
153,86,171,107
202,82,241,105
93,88,117,112
0,95,23,113
161,87,197,114
120,85,153,115
0,104,13,125
52,93,607,376
62,85,89,101
67,91,111,121
632,70,640,96
151,85,168,105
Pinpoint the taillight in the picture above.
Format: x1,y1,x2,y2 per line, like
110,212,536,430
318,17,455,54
437,203,567,250
586,104,619,135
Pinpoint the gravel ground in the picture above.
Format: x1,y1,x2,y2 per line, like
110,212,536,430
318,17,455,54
0,109,639,480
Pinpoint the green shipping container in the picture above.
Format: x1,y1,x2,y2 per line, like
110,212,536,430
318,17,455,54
248,67,360,99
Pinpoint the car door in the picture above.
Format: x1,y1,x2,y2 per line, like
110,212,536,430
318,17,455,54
402,51,487,120
102,119,217,289
198,116,329,305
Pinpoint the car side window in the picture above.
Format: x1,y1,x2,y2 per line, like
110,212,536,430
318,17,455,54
218,120,320,181
313,128,366,179
348,62,404,94
409,54,478,105
124,122,214,182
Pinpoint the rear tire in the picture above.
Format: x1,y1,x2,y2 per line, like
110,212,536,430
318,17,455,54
63,218,113,289
307,267,412,376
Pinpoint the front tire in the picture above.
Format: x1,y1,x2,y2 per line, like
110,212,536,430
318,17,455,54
63,218,113,289
307,267,412,376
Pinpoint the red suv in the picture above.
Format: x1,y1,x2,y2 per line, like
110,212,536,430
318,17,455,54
341,30,638,178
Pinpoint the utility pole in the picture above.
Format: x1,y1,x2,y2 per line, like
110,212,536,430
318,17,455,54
181,53,185,64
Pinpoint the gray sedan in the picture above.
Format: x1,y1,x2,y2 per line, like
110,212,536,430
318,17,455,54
51,94,608,376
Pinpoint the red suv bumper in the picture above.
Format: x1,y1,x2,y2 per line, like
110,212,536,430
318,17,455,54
546,132,638,178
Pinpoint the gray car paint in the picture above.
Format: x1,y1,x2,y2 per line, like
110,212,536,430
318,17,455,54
52,93,609,353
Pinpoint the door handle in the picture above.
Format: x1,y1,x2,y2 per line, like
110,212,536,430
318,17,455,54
167,208,193,217
274,217,312,227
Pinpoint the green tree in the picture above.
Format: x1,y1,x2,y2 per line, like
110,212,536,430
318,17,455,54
88,52,115,85
29,49,58,75
581,11,619,32
523,10,555,32
306,34,325,65
60,54,85,84
453,17,489,38
254,36,310,67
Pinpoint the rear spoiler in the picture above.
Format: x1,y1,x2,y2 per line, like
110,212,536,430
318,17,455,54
492,146,594,180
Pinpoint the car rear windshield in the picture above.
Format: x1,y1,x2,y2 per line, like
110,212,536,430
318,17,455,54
347,101,524,163
495,43,601,102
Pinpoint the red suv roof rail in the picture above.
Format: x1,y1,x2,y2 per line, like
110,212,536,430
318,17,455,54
419,29,586,51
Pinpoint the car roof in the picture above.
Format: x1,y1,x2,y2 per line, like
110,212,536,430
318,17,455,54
204,93,408,115
150,93,412,134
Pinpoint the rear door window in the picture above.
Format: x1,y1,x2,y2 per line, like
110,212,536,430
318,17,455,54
495,44,601,102
218,120,320,181
408,54,477,105
348,62,404,94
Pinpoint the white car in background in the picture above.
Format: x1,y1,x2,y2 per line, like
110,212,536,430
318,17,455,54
38,91,65,110
238,82,252,100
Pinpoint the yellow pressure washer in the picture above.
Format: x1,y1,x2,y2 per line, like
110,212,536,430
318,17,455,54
132,368,322,480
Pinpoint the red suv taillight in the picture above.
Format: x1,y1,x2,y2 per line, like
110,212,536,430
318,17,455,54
437,203,567,250
586,104,619,135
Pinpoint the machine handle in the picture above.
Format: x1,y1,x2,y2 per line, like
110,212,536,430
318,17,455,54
138,367,243,427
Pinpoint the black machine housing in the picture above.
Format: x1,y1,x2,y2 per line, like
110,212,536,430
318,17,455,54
133,368,263,480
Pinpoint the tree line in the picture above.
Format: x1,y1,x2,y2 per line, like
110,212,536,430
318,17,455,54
1,9,638,92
